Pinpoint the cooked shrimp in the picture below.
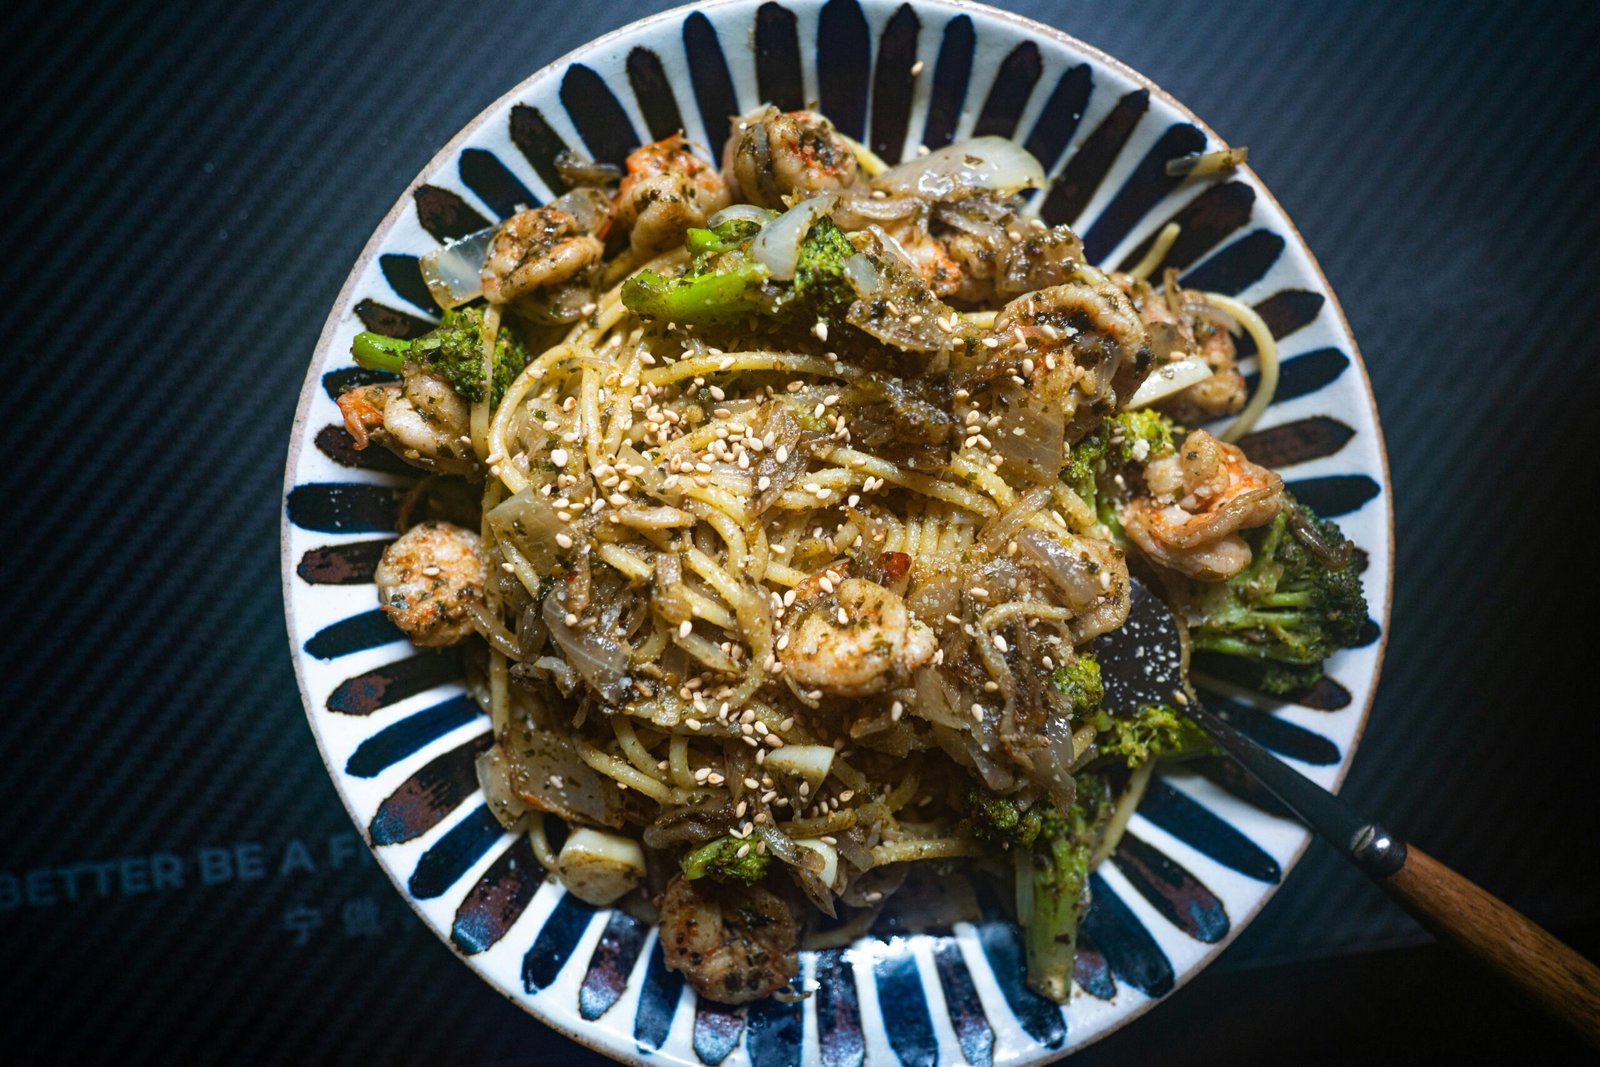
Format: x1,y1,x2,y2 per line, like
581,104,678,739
615,134,730,255
939,204,1083,304
779,578,937,697
1112,270,1247,423
374,520,486,646
1122,429,1284,581
337,370,476,477
983,273,1153,437
657,875,799,1004
481,206,604,306
726,107,859,209
337,383,388,450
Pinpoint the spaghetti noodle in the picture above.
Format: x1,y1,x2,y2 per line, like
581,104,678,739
339,108,1316,1006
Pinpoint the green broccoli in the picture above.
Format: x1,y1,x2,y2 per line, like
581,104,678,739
1063,431,1106,513
680,836,771,884
620,215,859,327
968,790,1048,848
350,306,527,407
784,215,857,320
684,216,766,257
1105,409,1181,466
1188,497,1367,692
1089,703,1215,767
1050,654,1104,717
969,776,1112,1002
1062,410,1183,520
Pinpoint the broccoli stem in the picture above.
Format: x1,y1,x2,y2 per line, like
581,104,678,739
1192,632,1322,664
1024,776,1112,1002
620,263,767,324
351,331,410,374
1027,830,1094,1002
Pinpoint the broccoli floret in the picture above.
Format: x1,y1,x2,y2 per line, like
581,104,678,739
1090,703,1215,767
350,307,527,406
1188,497,1368,685
1026,773,1110,1002
1063,431,1107,512
1050,653,1104,716
684,217,765,257
1105,409,1181,466
680,836,771,884
1062,410,1183,520
784,216,857,322
967,775,1112,1002
968,775,1111,1002
968,790,1047,848
620,215,859,327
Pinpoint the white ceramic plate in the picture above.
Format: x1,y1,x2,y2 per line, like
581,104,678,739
282,2,1392,1062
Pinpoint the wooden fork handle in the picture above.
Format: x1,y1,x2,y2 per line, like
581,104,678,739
1381,844,1600,1047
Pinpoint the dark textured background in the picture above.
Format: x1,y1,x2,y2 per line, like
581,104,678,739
2,0,1597,1063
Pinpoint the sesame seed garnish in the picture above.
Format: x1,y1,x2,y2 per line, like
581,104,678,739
564,612,580,627
555,533,573,550
677,620,693,638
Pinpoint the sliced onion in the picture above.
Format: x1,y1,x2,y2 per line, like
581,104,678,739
832,190,920,225
986,384,1064,486
477,746,531,829
487,489,571,576
707,203,778,229
872,137,1046,201
550,187,612,233
755,824,811,869
419,226,494,309
1016,529,1105,612
542,594,634,705
841,252,881,297
751,193,837,281
1124,356,1214,409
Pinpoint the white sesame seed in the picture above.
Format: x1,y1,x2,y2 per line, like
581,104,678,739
993,634,1009,653
971,703,985,722
678,620,693,638
910,59,925,76
555,532,574,550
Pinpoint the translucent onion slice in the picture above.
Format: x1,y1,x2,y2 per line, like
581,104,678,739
750,193,837,281
419,226,494,309
707,203,778,229
872,136,1046,200
1124,356,1214,409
